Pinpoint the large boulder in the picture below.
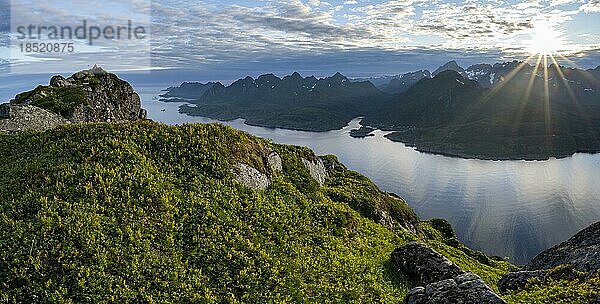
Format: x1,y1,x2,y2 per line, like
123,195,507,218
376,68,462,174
302,157,327,186
392,242,464,285
499,265,587,293
49,75,71,88
0,105,68,133
406,273,506,304
393,242,506,303
525,221,600,275
498,270,548,293
231,163,271,190
266,152,283,172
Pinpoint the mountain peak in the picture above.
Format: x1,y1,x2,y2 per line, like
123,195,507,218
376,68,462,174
330,72,348,82
433,61,466,77
257,73,281,82
433,69,465,79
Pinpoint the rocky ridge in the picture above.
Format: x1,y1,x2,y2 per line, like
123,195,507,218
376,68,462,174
0,66,146,133
392,242,506,303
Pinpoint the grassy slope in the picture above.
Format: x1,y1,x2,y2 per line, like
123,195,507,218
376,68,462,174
0,121,549,303
504,277,600,304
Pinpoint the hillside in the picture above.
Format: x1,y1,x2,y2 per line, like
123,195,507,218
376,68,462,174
0,121,519,302
363,66,600,160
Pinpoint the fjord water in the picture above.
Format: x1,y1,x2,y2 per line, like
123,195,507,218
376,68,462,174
139,85,600,264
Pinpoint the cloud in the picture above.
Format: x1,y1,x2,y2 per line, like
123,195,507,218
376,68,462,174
1,0,599,74
580,0,600,12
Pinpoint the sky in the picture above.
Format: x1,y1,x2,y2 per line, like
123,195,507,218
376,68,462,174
0,0,599,79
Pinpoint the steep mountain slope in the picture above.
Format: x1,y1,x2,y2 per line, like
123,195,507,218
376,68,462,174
0,121,514,303
364,65,600,160
432,60,467,78
379,70,432,94
160,82,218,100
526,221,600,274
174,72,389,131
501,221,600,303
2,69,599,303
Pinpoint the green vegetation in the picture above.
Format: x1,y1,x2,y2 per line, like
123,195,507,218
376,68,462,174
15,86,86,117
504,272,600,303
0,121,515,303
1,121,593,303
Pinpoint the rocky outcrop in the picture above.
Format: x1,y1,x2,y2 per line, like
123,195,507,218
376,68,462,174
392,242,505,303
525,221,600,275
231,151,330,191
499,265,587,293
1,66,147,133
498,270,548,293
301,158,327,186
392,242,464,285
406,272,506,304
0,103,9,119
67,67,147,123
0,105,68,133
231,163,271,190
266,152,283,172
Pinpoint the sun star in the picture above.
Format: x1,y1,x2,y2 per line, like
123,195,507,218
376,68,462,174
525,21,566,56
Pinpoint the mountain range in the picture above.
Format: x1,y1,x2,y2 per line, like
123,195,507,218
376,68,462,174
161,61,600,160
364,64,600,160
167,72,388,131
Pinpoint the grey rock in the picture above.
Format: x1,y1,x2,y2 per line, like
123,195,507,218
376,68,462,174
139,108,148,120
320,156,337,173
499,265,587,294
67,72,144,123
231,163,270,190
406,273,506,304
498,270,547,293
0,103,10,119
0,105,68,133
266,152,283,172
301,157,327,186
49,75,71,87
392,242,464,285
526,221,600,275
406,287,426,304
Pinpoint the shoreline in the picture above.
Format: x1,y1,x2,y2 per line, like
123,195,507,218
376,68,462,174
178,109,600,162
